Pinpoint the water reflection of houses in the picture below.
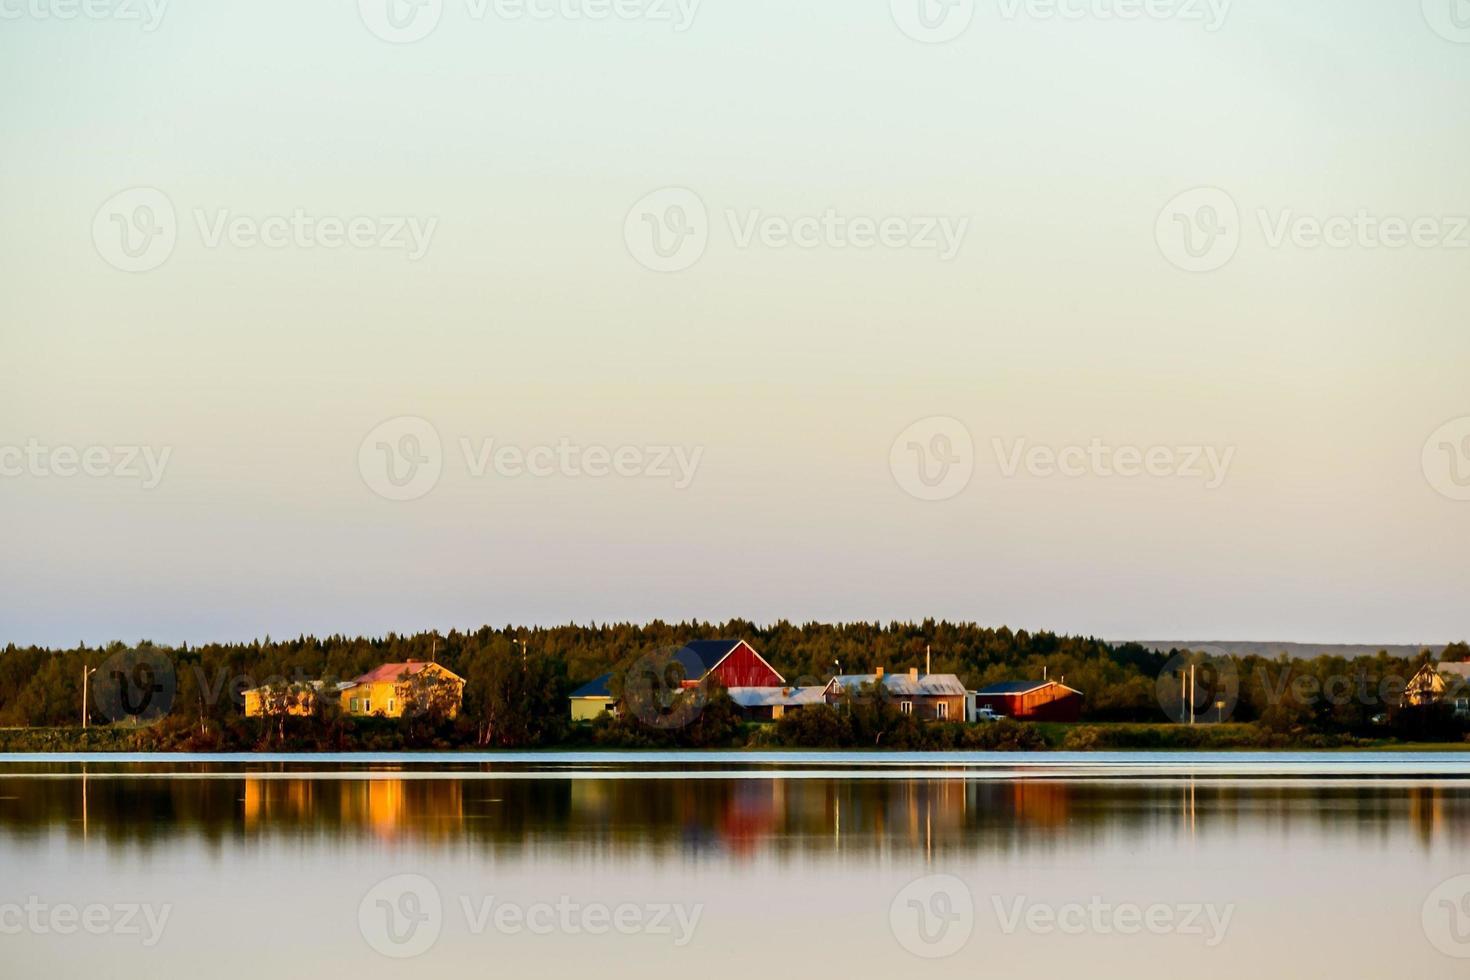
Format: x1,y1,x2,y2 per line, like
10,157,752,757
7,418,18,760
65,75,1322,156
9,770,1470,860
242,777,465,840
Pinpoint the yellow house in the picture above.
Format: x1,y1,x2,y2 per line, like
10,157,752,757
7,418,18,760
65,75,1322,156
242,681,331,718
569,673,616,722
244,662,465,720
339,661,465,719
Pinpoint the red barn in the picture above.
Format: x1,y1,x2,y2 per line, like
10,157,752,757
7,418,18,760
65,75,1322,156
672,640,784,688
975,680,1083,722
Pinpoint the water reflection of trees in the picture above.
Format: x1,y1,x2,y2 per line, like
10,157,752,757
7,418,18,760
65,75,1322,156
0,769,1467,859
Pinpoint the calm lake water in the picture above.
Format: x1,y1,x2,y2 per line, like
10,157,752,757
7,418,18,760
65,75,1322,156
4,753,1470,978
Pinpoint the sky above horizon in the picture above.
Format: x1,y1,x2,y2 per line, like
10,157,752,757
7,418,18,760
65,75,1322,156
3,1,1469,649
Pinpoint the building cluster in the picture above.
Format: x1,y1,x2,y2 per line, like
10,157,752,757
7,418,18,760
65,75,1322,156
569,640,1084,724
243,661,466,719
239,640,1090,728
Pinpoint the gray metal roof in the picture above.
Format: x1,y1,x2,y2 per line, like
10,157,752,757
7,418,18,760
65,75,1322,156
834,673,967,697
726,686,829,708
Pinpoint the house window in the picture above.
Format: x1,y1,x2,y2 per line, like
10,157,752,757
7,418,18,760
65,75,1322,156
388,699,395,713
350,699,359,712
900,701,913,715
364,700,372,714
936,702,949,720
604,703,615,712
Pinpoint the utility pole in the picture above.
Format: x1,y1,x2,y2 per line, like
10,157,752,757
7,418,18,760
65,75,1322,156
926,645,931,676
1189,664,1197,725
81,665,97,729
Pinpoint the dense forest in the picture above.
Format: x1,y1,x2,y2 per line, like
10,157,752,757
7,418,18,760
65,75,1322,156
0,622,1466,751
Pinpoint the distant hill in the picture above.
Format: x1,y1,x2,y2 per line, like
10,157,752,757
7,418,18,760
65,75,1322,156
1126,640,1448,661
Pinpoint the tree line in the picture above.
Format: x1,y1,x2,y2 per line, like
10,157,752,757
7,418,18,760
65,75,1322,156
0,623,1465,750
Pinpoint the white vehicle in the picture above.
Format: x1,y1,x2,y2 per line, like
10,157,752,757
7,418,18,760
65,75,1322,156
976,707,1006,722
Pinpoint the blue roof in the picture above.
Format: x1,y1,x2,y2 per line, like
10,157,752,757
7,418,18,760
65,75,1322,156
672,640,742,680
976,681,1049,695
570,673,614,698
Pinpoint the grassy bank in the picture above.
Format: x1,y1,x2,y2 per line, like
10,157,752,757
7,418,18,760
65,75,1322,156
3,721,1468,753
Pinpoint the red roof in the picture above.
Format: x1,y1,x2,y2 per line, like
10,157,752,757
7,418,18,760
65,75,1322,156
349,662,435,684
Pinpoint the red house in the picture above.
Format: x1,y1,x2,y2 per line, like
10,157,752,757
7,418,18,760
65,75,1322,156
672,640,785,688
975,680,1084,722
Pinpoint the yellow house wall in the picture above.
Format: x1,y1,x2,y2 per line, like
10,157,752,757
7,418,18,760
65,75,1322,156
340,665,465,719
244,688,317,718
571,697,613,722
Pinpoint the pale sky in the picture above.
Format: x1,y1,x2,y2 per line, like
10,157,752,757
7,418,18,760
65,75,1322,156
2,1,1469,648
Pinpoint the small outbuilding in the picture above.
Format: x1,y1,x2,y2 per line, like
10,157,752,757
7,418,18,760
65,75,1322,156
569,673,617,721
974,680,1084,722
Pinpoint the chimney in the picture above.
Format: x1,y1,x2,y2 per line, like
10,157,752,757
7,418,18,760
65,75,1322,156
876,666,885,679
909,667,919,683
926,645,931,676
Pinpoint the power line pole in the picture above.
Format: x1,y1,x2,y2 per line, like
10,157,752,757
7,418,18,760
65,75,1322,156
81,665,97,730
